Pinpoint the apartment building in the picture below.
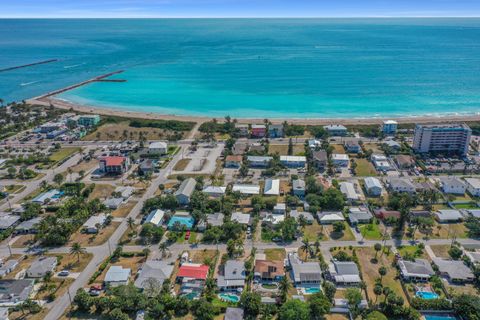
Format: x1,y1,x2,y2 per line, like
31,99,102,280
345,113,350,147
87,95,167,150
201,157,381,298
412,123,471,156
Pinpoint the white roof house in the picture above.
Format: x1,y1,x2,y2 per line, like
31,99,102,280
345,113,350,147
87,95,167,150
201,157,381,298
105,266,131,287
264,179,280,196
0,215,20,231
280,156,307,168
148,141,168,154
134,260,174,290
340,182,360,201
144,209,165,227
82,213,107,233
114,186,135,200
232,184,260,195
331,154,349,167
175,178,197,205
103,197,124,209
440,177,466,195
231,212,251,225
435,209,463,223
317,212,345,224
465,178,480,197
203,186,226,197
364,177,383,196
432,258,474,282
26,257,57,278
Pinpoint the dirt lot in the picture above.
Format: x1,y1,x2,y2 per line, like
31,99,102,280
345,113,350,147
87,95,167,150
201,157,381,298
173,158,191,171
70,159,99,174
191,249,219,265
11,234,36,248
415,222,468,239
49,253,93,273
68,222,121,247
112,201,137,218
268,144,305,156
264,248,286,261
302,221,327,242
87,184,116,201
429,244,452,258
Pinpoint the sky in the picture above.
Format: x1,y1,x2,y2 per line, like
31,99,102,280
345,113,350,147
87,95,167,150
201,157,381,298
2,0,480,18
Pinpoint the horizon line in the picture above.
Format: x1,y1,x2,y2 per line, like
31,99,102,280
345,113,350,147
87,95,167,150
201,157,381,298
2,16,480,19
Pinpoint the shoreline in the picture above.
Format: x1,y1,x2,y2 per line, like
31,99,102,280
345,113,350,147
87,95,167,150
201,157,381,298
28,96,480,126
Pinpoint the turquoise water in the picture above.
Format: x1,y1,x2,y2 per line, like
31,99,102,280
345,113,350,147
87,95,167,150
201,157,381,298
416,291,439,299
304,287,321,294
167,216,195,230
2,19,480,118
424,315,457,320
218,293,240,302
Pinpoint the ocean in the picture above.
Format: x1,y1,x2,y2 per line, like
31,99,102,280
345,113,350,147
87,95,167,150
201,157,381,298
1,18,480,118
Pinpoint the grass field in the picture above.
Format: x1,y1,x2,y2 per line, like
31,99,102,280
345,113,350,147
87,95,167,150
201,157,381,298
84,121,189,141
325,223,355,241
49,147,81,163
397,245,427,259
268,144,305,156
87,184,115,201
429,244,452,258
359,223,384,240
173,158,191,171
111,201,137,218
332,144,346,154
49,253,93,273
264,248,286,261
4,184,25,194
302,221,326,242
415,222,468,239
68,221,121,247
354,158,377,176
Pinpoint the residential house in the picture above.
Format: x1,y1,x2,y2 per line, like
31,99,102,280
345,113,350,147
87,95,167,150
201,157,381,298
465,178,480,197
382,120,398,135
264,179,280,196
290,210,315,224
372,154,392,172
225,155,242,168
251,124,267,138
331,154,349,167
247,156,272,168
364,177,383,196
203,186,226,198
324,125,347,136
232,141,248,155
0,279,34,305
143,209,165,227
249,143,264,153
317,211,345,225
13,217,42,235
134,260,174,290
206,212,224,227
340,182,360,202
0,260,19,278
398,259,434,282
308,139,322,150
288,253,322,286
224,307,244,320
348,207,373,225
374,208,401,220
254,259,284,283
26,257,57,278
231,212,251,225
432,258,474,282
177,263,209,282
268,124,284,138
82,213,107,234
328,261,361,286
175,178,197,205
292,179,306,198
103,197,124,210
105,266,131,287
440,177,466,195
435,209,463,223
148,141,168,155
395,155,416,169
115,186,135,200
273,203,286,215
217,260,246,291
232,184,260,195
139,159,155,175
235,124,249,137
344,141,361,153
280,156,307,168
99,156,130,175
383,139,401,151
388,178,416,193
312,150,328,170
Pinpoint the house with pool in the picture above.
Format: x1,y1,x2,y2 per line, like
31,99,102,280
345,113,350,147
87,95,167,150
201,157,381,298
176,263,209,300
287,253,322,289
328,261,361,286
398,258,434,282
217,260,246,292
167,212,195,231
254,259,285,284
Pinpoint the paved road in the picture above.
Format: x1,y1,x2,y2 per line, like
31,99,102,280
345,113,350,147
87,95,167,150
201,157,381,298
0,152,84,213
42,144,187,320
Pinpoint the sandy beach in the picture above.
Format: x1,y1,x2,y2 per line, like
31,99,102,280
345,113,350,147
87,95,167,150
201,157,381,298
28,96,480,126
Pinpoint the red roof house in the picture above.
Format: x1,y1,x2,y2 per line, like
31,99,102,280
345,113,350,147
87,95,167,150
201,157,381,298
99,156,130,175
374,208,401,220
177,263,209,281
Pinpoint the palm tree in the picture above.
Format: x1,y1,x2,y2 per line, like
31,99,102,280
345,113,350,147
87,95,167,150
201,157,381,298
378,266,387,283
70,242,86,263
159,242,169,258
278,276,291,303
300,239,312,261
127,217,135,231
142,248,151,261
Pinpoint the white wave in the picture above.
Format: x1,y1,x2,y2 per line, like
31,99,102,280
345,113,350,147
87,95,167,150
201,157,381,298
64,63,85,69
20,81,39,86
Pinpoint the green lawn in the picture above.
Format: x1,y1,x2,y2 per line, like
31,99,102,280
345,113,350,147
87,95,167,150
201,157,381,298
264,248,286,261
397,245,427,259
49,147,81,163
454,203,478,209
359,223,383,240
354,159,377,176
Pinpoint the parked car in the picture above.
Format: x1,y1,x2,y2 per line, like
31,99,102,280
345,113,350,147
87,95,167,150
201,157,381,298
185,230,191,240
58,270,70,277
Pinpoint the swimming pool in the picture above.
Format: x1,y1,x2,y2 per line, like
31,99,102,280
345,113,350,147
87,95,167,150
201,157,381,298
304,287,321,294
218,293,240,303
416,291,439,300
183,292,200,300
168,215,195,230
424,314,457,320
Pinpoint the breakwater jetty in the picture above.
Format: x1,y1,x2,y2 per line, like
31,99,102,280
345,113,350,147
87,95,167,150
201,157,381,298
37,70,125,98
0,59,58,72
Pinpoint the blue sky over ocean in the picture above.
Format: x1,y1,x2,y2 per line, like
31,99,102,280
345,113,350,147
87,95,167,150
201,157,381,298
2,0,480,18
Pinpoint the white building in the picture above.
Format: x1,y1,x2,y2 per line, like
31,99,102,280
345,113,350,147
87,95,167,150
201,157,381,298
280,156,307,168
232,184,260,195
144,209,165,227
264,179,280,196
364,177,383,196
148,141,168,155
105,266,131,287
440,177,466,195
83,213,107,234
331,154,349,167
340,182,360,202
